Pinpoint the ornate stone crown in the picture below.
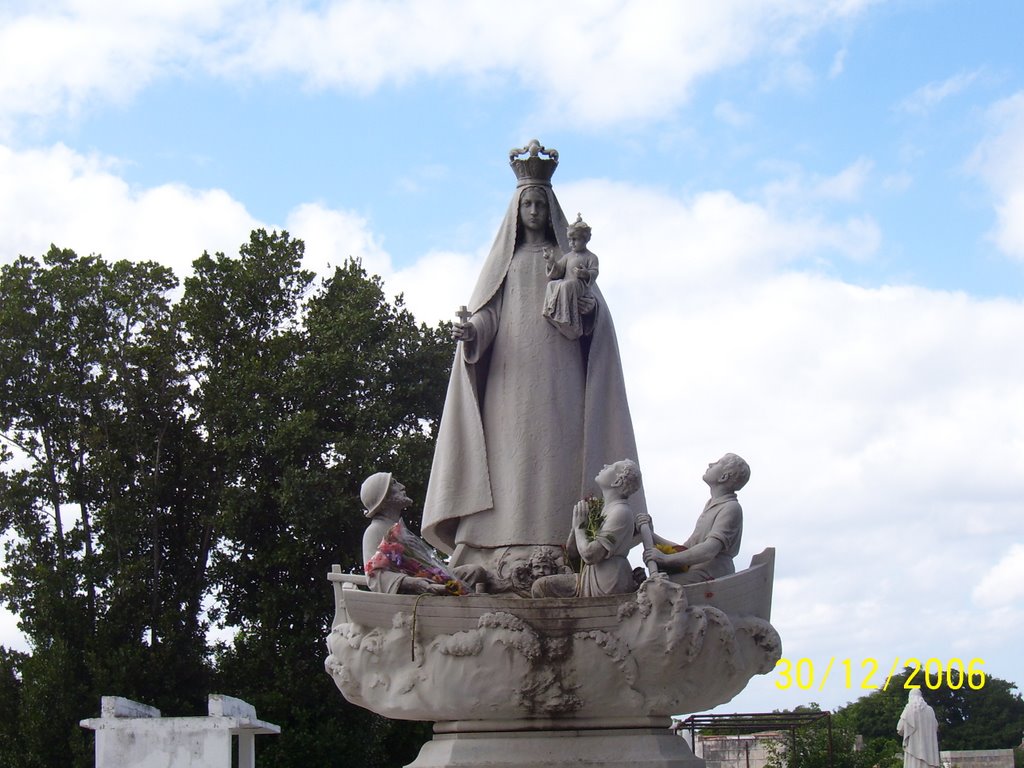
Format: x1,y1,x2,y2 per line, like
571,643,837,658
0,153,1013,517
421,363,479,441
509,139,559,187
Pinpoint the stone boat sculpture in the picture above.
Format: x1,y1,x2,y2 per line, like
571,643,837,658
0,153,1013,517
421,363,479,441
326,550,779,723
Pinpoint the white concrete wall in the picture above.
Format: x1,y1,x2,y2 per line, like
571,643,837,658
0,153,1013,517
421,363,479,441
81,695,280,768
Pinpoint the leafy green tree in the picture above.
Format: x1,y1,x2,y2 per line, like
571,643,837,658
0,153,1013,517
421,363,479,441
0,246,211,766
185,241,449,767
1,234,452,766
0,648,26,765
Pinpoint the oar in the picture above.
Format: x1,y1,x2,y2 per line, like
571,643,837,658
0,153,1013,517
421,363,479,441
638,517,659,576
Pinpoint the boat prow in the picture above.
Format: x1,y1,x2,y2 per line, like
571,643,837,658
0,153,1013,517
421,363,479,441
669,546,774,621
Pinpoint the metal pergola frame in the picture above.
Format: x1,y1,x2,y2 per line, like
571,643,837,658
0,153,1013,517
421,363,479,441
677,711,834,768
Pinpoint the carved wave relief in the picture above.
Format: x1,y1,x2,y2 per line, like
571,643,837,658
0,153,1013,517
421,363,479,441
325,573,781,722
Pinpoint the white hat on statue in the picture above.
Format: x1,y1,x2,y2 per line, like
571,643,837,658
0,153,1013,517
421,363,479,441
360,472,392,518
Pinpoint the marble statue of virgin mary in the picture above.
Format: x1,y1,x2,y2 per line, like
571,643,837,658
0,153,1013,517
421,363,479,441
422,141,645,575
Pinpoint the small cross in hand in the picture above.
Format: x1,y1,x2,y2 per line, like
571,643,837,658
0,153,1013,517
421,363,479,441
456,305,472,324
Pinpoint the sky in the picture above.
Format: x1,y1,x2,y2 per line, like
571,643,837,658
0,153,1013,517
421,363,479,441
1,0,1023,719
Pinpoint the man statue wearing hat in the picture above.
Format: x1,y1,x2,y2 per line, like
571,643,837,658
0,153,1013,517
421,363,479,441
360,472,451,595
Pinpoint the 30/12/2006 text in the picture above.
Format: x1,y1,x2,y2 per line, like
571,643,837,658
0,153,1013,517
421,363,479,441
774,657,986,691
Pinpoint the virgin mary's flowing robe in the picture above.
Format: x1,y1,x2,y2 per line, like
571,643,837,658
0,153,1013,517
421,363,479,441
422,183,645,567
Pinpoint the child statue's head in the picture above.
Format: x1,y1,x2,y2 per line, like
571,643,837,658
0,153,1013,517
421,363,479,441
704,454,750,493
528,547,561,579
597,459,642,498
566,213,592,251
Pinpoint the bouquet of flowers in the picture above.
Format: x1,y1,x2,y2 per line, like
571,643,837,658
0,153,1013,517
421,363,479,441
364,520,469,596
655,543,686,555
580,495,605,542
654,542,688,572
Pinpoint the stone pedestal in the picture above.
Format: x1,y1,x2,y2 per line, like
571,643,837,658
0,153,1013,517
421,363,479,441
407,718,704,768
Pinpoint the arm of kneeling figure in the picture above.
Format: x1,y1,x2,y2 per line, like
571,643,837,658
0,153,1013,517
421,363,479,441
578,501,635,564
571,499,616,564
576,533,612,564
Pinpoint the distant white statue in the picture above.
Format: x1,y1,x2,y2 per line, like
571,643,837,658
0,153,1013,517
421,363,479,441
897,689,940,768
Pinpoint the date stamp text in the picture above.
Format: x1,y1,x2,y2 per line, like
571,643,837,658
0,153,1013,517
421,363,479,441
774,657,986,691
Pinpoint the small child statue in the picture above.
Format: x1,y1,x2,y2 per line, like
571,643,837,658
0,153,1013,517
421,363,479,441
641,454,748,584
531,459,643,598
542,213,599,340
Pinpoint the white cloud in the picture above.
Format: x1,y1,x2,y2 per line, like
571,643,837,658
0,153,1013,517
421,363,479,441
714,101,753,128
968,91,1024,260
217,1,865,124
281,202,481,324
389,250,481,325
760,59,818,94
0,1,240,134
764,157,875,205
829,47,847,79
554,179,881,301
0,1,881,131
882,172,913,193
898,70,981,115
286,202,392,279
813,157,873,201
973,544,1024,608
0,143,259,275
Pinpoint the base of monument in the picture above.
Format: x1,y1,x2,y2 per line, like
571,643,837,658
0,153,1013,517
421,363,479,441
406,719,705,768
